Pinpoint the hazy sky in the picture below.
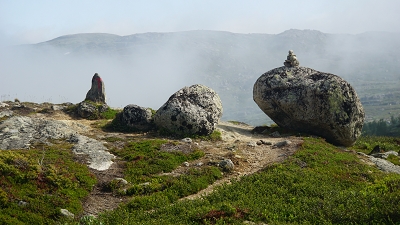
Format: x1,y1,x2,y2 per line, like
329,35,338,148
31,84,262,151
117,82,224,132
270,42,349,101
1,0,400,45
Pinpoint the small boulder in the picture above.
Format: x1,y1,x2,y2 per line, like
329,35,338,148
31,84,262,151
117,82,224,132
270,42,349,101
120,104,154,131
368,145,383,155
76,101,108,119
85,73,106,104
219,159,234,172
253,52,364,147
154,84,223,136
273,140,292,148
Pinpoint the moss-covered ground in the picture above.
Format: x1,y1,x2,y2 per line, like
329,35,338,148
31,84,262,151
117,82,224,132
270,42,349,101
0,142,96,224
94,137,400,225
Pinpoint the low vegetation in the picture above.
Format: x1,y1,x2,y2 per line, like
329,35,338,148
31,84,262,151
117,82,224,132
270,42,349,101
0,142,96,224
107,139,223,211
91,137,400,224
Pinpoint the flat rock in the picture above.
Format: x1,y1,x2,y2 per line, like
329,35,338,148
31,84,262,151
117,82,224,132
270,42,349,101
0,116,115,171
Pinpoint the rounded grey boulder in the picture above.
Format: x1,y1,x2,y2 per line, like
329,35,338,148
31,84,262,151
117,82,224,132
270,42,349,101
154,84,223,136
120,104,154,131
76,101,108,119
253,66,364,147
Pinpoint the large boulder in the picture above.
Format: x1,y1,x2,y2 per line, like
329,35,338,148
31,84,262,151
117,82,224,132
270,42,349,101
120,104,154,131
154,84,223,136
253,54,364,146
85,73,106,104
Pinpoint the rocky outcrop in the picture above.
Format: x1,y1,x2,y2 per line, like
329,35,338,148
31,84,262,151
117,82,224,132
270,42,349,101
0,116,115,171
85,73,106,104
69,134,115,171
0,116,77,149
154,84,223,136
358,152,400,174
120,104,154,131
253,64,364,147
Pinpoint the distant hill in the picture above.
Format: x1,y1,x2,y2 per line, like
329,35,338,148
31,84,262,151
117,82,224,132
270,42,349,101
5,29,400,125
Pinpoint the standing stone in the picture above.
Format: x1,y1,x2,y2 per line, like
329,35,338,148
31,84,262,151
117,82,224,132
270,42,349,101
253,52,364,147
120,104,154,131
85,73,106,104
154,84,223,136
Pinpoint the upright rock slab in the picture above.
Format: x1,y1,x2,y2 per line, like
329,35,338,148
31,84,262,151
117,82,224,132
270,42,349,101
253,51,364,146
85,73,106,104
154,84,223,136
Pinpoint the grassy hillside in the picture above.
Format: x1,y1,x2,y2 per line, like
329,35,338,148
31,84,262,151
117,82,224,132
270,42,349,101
1,133,399,224
95,137,400,225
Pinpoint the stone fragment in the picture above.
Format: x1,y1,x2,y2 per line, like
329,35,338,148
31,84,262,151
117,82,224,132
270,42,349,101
181,138,192,143
219,159,234,172
60,209,74,220
154,84,223,136
273,140,292,148
247,141,257,147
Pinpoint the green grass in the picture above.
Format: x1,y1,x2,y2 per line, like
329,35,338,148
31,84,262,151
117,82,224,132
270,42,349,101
351,135,400,154
2,128,400,224
111,139,206,184
0,143,96,224
102,139,223,216
95,137,400,224
100,107,120,120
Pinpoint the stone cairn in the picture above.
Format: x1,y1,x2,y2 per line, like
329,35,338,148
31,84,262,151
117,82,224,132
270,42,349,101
283,50,300,67
85,73,106,104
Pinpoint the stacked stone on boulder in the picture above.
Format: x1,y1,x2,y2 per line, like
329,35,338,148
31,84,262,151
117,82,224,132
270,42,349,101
154,84,223,136
120,104,154,131
253,50,365,147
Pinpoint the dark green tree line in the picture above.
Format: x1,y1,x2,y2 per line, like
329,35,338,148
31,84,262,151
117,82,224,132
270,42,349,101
362,115,400,136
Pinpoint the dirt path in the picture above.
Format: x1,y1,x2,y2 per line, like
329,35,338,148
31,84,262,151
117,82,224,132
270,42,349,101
180,121,302,200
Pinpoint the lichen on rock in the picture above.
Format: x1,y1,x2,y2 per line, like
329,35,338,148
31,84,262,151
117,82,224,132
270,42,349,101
154,84,223,136
253,64,365,147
